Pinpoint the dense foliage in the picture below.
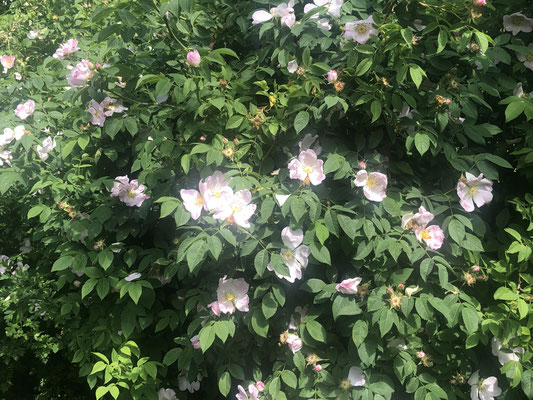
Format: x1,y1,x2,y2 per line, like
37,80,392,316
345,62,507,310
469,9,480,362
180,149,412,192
0,0,532,399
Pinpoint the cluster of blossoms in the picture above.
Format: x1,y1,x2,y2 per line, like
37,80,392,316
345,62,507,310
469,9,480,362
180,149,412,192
180,171,256,228
14,99,35,120
88,97,128,127
67,59,94,87
110,176,149,207
1,54,15,73
52,39,80,59
402,206,444,250
267,227,310,283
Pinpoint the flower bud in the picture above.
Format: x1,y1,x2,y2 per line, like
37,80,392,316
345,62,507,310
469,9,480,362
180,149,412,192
327,69,338,82
358,161,366,169
315,365,323,372
186,50,201,67
472,265,480,272
256,381,265,391
200,136,206,142
417,351,426,358
398,283,405,290
473,0,486,5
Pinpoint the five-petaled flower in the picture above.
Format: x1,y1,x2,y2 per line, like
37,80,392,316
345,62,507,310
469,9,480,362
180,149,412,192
415,225,445,250
180,189,206,220
212,189,257,228
347,366,366,386
344,16,378,44
456,172,493,212
353,170,387,202
110,175,149,207
288,149,326,186
252,1,296,28
14,100,35,120
67,59,94,87
267,227,310,283
468,371,501,400
53,39,80,59
336,277,362,294
503,12,533,35
516,43,533,71
235,384,259,400
1,55,15,73
216,276,250,314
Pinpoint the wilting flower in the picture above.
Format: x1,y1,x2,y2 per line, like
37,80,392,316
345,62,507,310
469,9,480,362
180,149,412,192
36,136,56,161
186,50,201,67
213,189,256,228
405,285,420,298
491,337,525,365
298,134,322,155
516,43,533,71
288,149,326,186
1,55,15,73
401,206,434,230
353,170,387,202
158,388,177,400
503,12,533,36
199,171,233,211
287,60,299,73
14,100,35,120
286,333,303,353
110,175,149,207
415,225,444,250
336,277,362,294
67,59,94,87
267,227,310,283
468,371,501,400
327,69,338,82
514,82,533,98
53,39,80,59
88,99,106,127
190,335,201,350
456,172,493,212
124,272,141,281
0,149,13,166
178,375,201,393
344,16,378,44
347,367,366,386
180,189,206,220
216,276,249,314
236,384,259,400
289,306,307,330
101,97,128,116
387,338,408,351
0,125,25,146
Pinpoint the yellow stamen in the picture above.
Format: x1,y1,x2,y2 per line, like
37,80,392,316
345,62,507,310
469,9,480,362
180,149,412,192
226,293,235,302
421,230,430,240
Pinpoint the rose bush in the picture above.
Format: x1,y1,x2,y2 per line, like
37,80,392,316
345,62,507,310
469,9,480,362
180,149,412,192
0,0,532,399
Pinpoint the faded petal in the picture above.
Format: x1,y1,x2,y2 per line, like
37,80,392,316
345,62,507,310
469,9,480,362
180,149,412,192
281,226,304,249
348,366,365,386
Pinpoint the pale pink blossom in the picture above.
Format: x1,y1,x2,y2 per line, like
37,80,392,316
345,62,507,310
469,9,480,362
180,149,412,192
14,99,35,120
88,99,106,127
236,384,259,400
359,161,366,169
253,1,296,28
468,371,501,400
472,265,481,272
198,171,233,211
216,276,249,314
298,134,322,155
327,70,338,82
348,366,365,386
353,170,387,202
336,277,362,294
190,335,201,350
415,225,444,250
213,189,256,228
344,16,378,44
53,39,80,59
1,55,15,73
67,59,94,87
252,10,274,24
101,97,128,116
305,0,343,18
417,351,426,358
267,227,310,283
0,149,12,166
457,172,493,212
491,337,524,365
286,333,302,353
288,306,307,330
180,189,206,220
402,206,434,229
317,18,332,30
158,388,177,400
110,175,149,207
516,43,533,71
513,82,533,98
36,136,56,161
27,30,43,39
288,149,326,185
503,13,533,36
256,381,265,391
178,375,201,393
287,60,298,73
14,72,21,80
0,125,25,146
186,50,201,67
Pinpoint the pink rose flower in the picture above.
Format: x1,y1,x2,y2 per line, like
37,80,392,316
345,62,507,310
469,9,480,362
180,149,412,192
327,69,338,82
101,97,128,116
190,335,201,350
236,384,259,400
286,333,302,353
88,99,106,127
198,171,233,211
288,149,326,186
335,277,362,294
1,55,15,73
186,50,201,67
157,388,177,400
213,189,256,228
53,39,80,59
14,99,35,120
110,175,149,207
0,125,25,146
180,189,206,220
256,381,265,392
402,206,434,229
353,170,387,202
415,225,444,250
516,43,533,71
208,300,221,316
456,172,493,212
344,16,378,44
267,227,310,283
67,59,94,87
216,276,249,314
473,0,486,5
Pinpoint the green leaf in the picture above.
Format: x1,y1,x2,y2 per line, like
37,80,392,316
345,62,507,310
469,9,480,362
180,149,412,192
521,370,533,399
52,255,74,272
82,278,98,299
352,320,368,347
207,235,223,260
163,348,181,366
437,30,448,53
379,309,395,337
306,320,327,342
98,250,114,270
337,215,359,240
356,58,372,76
315,222,329,245
333,295,362,320
251,310,269,337
226,115,244,129
218,371,231,396
0,171,22,194
382,198,401,217
160,199,180,218
187,240,206,272
291,197,306,222
414,133,430,155
254,250,269,276
494,287,518,301
262,292,278,319
281,370,297,389
409,66,423,89
309,242,331,265
448,219,465,244
370,100,382,123
505,102,525,122
128,283,142,304
198,325,216,352
461,306,479,334
294,111,310,134
461,233,484,252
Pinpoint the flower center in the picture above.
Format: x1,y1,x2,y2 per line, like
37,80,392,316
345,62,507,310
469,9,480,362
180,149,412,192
356,24,369,34
421,230,430,240
226,293,235,302
196,197,203,206
526,55,533,62
366,175,376,189
213,190,221,198
303,165,314,174
231,204,241,212
468,186,478,196
282,249,295,262
127,189,136,198
512,17,523,25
